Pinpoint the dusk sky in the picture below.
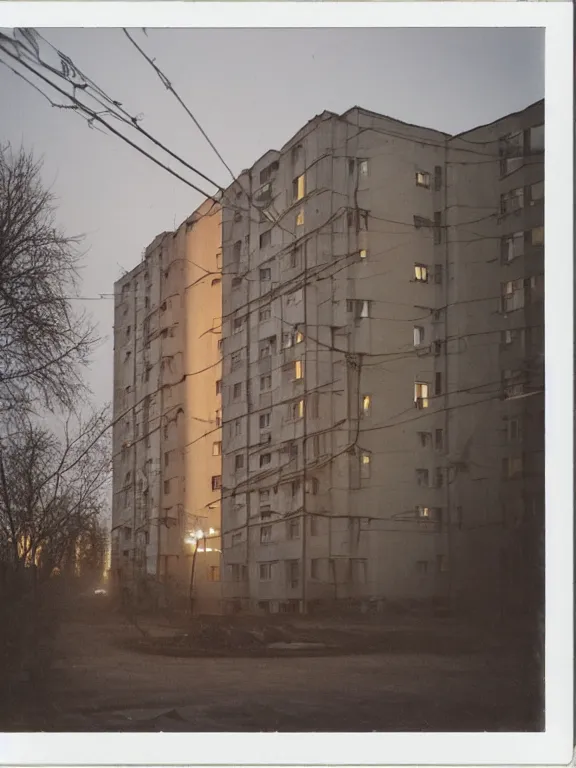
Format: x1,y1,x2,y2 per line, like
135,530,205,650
0,26,544,409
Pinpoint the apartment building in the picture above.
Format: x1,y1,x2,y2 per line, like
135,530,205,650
219,100,544,617
111,199,223,612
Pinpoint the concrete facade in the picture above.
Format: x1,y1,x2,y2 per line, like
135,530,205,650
219,101,544,617
111,200,223,612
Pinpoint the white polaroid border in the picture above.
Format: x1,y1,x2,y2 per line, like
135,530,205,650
0,2,572,766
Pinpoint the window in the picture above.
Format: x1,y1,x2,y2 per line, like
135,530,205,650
360,450,371,479
215,409,222,427
434,165,443,191
437,555,448,573
503,456,523,478
260,526,272,545
211,475,222,490
294,360,304,380
216,379,222,395
213,441,222,456
417,560,429,574
233,317,244,334
290,399,305,421
260,160,279,185
164,480,170,495
259,489,270,504
231,532,243,549
531,226,544,245
306,477,319,495
508,418,521,442
311,559,321,580
435,429,444,451
500,131,524,175
346,299,370,319
259,562,272,580
359,159,369,177
211,278,221,287
259,412,271,430
413,215,429,229
232,241,242,262
259,305,271,322
435,372,442,395
415,171,430,188
259,267,271,281
232,563,247,581
282,332,293,349
208,565,221,582
352,559,367,585
217,339,224,352
260,453,271,467
529,124,544,153
414,264,428,283
296,209,304,227
287,518,300,540
260,375,272,391
286,288,303,306
232,277,242,291
501,232,524,264
310,516,320,536
501,279,525,312
233,382,242,399
434,264,443,285
235,454,244,471
529,181,544,204
414,382,429,409
234,418,242,436
289,442,299,460
293,174,305,201
231,351,242,370
291,479,301,497
259,338,275,358
294,328,305,344
503,369,526,399
418,431,432,448
361,394,371,417
259,230,272,249
287,559,300,587
416,468,430,487
359,248,368,260
413,326,425,346
500,188,524,214
433,211,442,244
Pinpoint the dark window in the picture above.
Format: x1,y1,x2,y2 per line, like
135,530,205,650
434,166,443,191
435,372,443,395
259,230,272,249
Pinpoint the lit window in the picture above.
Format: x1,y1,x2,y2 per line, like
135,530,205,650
212,441,222,456
294,329,305,344
414,264,428,283
359,249,368,260
260,526,272,545
360,450,371,479
531,226,544,245
415,172,430,188
294,360,304,380
361,394,371,416
290,399,305,420
296,209,304,227
359,160,369,176
259,267,271,281
293,174,305,201
414,382,429,408
416,506,430,519
413,326,425,346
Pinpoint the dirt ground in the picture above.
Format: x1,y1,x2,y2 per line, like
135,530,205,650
4,602,543,732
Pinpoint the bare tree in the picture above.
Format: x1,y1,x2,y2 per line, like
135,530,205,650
0,407,111,579
0,144,98,416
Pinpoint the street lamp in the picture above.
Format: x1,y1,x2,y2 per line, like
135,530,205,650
187,530,205,616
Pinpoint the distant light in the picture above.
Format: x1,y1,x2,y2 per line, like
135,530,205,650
208,527,215,535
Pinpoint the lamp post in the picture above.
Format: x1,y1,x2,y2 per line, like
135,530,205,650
187,530,204,616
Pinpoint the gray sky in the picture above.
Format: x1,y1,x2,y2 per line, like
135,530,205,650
0,27,544,409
